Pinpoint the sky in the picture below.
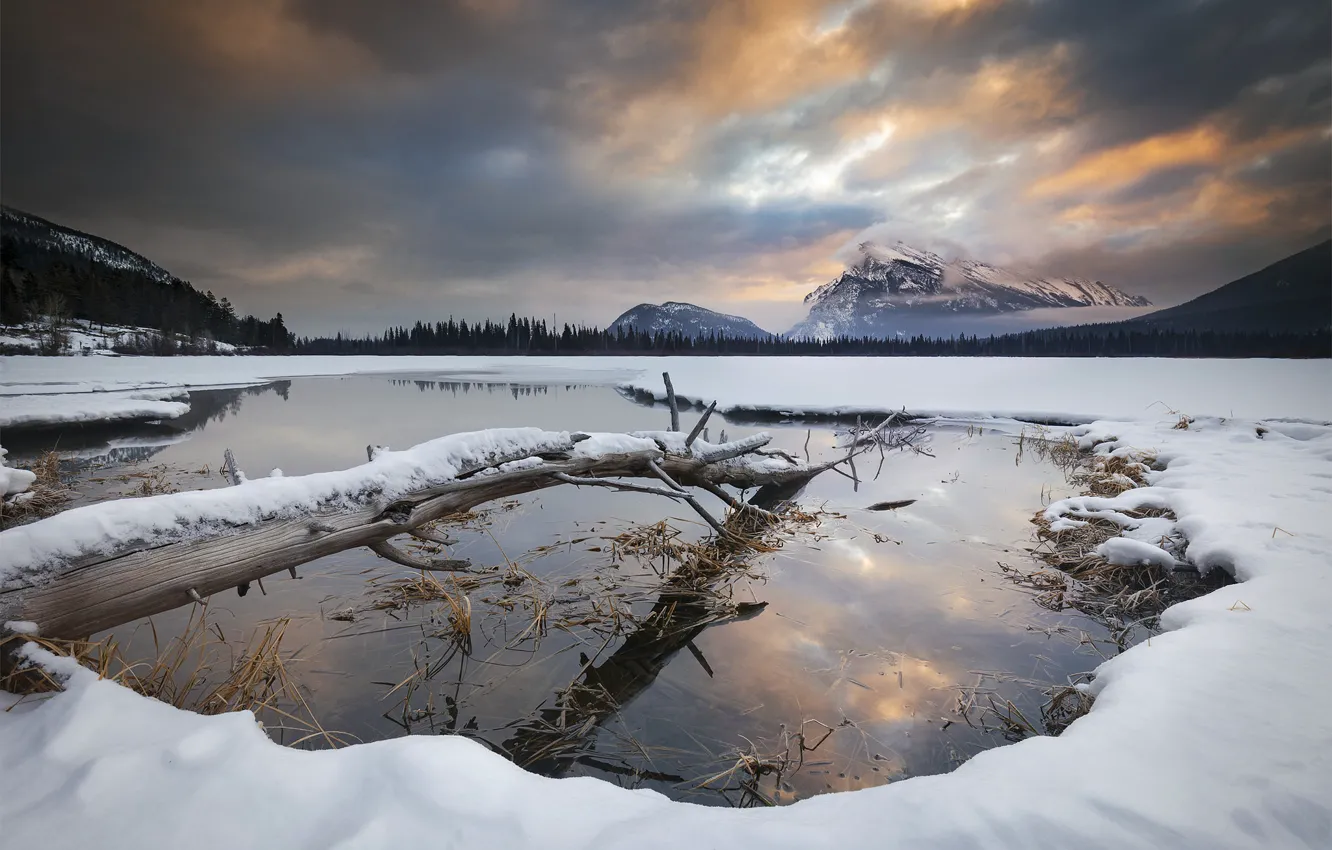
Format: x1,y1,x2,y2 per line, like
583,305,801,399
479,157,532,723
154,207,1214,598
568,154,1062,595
2,0,1329,336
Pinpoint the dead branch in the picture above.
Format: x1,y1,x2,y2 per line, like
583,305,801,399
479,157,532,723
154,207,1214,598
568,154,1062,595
662,372,681,432
646,460,728,537
551,473,686,500
695,480,778,523
368,540,472,573
685,401,717,448
690,433,771,463
407,527,458,546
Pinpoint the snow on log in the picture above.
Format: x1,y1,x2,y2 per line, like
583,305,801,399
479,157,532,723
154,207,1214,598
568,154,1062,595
0,427,840,638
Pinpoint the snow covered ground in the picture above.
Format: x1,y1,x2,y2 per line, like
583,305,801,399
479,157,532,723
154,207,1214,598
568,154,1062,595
2,413,1329,849
0,319,240,356
2,355,1328,422
1,356,1330,848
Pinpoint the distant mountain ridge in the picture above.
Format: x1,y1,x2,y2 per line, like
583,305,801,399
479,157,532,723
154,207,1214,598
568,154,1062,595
789,242,1151,339
1124,240,1331,334
610,301,772,338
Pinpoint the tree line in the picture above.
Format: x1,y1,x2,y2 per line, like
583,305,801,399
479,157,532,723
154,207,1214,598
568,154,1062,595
293,314,1330,358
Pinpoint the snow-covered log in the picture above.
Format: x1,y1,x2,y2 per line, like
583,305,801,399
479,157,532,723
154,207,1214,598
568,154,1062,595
0,428,841,639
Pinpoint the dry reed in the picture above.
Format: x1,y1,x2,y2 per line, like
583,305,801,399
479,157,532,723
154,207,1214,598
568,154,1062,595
2,608,348,747
0,451,72,527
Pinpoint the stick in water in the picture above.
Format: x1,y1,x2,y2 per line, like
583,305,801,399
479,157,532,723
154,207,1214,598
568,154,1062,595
662,372,680,432
685,401,717,448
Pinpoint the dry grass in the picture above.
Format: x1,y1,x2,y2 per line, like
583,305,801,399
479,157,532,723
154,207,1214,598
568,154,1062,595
954,671,1095,741
1014,426,1083,475
0,451,72,527
1011,428,1179,619
1042,684,1095,735
1026,495,1178,619
1070,451,1156,498
687,717,840,806
119,466,180,497
372,572,476,654
2,608,348,747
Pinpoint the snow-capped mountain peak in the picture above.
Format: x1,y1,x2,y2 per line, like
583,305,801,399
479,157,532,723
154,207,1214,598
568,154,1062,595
789,242,1150,339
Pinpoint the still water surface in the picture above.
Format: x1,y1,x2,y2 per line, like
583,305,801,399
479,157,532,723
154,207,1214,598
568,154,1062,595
11,376,1122,806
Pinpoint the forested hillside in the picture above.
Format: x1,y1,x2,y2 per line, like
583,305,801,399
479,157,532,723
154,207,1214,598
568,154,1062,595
1124,240,1331,333
0,206,291,350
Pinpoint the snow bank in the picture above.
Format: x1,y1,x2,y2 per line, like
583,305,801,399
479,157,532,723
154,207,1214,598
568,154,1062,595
1097,536,1178,569
616,357,1332,423
0,355,646,396
0,428,576,584
2,415,1330,849
0,447,37,496
0,389,191,429
2,355,1328,422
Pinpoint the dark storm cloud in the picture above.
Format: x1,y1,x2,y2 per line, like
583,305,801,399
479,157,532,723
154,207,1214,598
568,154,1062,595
1,0,1328,333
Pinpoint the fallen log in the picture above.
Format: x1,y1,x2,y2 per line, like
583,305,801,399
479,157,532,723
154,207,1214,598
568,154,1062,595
0,428,840,639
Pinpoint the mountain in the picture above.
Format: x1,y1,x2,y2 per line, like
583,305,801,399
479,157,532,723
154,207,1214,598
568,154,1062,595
1124,240,1331,334
789,242,1151,339
0,205,291,350
610,301,772,338
1,205,177,285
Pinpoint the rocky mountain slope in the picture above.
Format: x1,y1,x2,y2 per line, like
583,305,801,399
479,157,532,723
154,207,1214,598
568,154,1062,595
789,243,1151,339
610,301,772,339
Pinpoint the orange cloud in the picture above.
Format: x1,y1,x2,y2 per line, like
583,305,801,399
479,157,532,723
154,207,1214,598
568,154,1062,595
1030,123,1310,199
1031,125,1229,198
1031,118,1328,254
835,45,1078,174
171,0,374,91
233,246,376,285
685,0,871,116
1052,173,1311,249
588,0,875,174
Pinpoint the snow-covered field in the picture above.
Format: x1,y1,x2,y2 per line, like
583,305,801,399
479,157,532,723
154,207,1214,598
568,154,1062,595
2,355,1330,849
2,355,1328,424
0,319,239,356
